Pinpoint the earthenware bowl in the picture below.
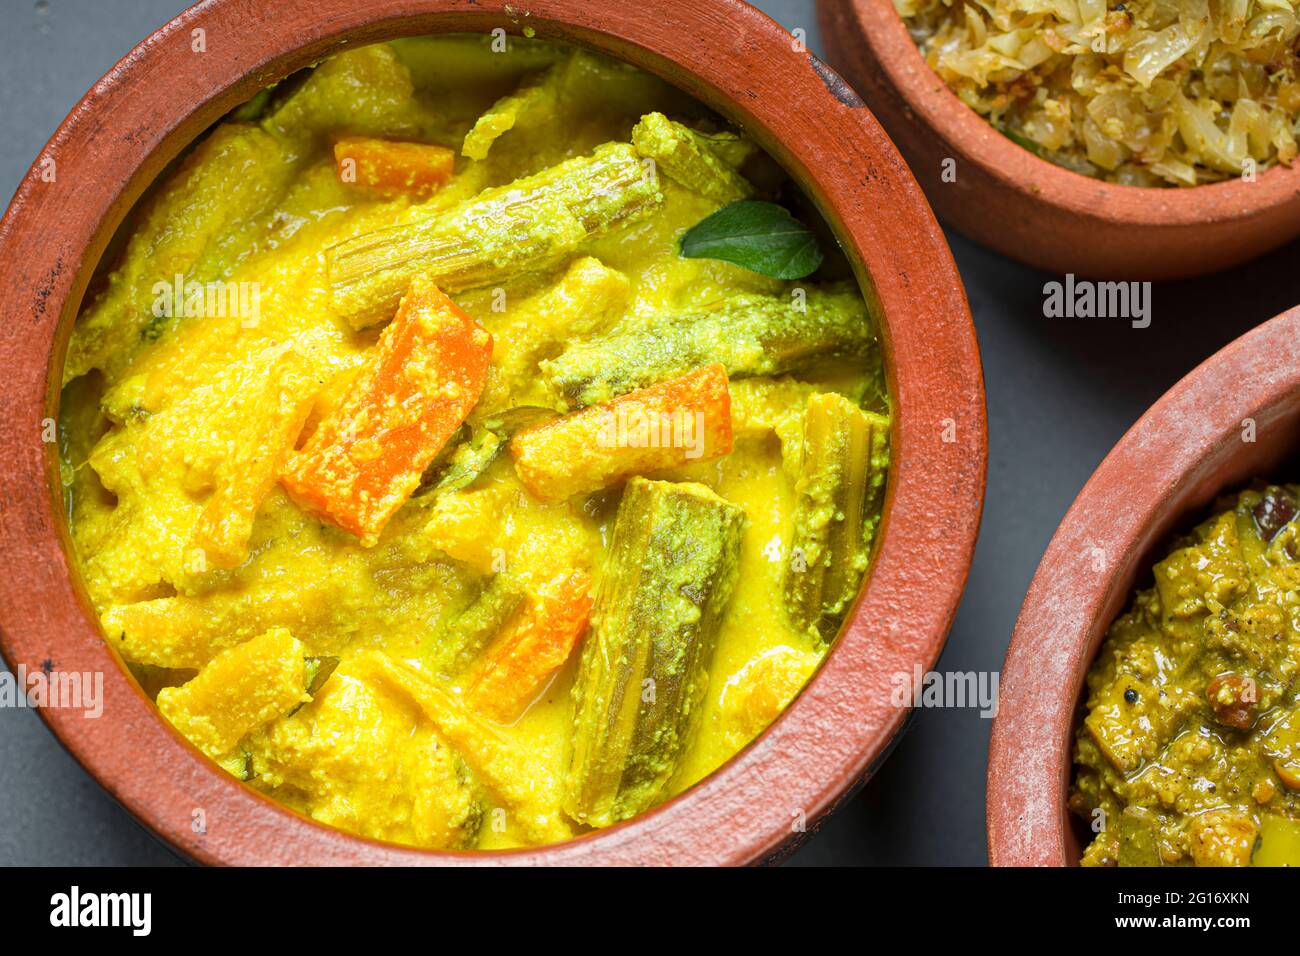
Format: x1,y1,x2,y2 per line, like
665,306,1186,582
0,0,986,865
816,0,1300,280
988,306,1300,866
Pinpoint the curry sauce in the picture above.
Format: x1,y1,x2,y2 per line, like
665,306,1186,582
1073,484,1300,866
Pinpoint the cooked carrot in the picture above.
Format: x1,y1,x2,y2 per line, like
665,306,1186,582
281,279,491,544
333,136,456,199
467,569,593,722
510,362,733,502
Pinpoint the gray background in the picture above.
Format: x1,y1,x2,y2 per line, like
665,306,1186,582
2,0,1298,867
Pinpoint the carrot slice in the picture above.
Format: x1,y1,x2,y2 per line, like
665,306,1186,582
467,569,594,722
333,136,456,200
281,279,491,544
510,362,733,502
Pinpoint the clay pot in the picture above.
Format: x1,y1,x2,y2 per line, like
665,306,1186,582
0,0,985,864
988,306,1300,866
817,0,1300,280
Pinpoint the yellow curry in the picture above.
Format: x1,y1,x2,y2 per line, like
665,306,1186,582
60,35,889,850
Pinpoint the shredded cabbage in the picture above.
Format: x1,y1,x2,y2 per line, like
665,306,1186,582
898,0,1300,185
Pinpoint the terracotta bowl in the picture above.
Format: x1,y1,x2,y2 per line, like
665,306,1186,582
988,306,1300,866
0,0,985,865
816,0,1300,280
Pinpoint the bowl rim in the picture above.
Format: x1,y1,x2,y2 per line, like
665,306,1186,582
0,0,986,865
988,305,1300,867
830,0,1300,225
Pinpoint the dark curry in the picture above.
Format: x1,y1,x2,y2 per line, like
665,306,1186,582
1073,484,1300,866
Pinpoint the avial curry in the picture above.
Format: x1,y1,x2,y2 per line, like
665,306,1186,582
60,34,889,851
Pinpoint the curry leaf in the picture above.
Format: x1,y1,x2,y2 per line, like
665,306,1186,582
678,200,824,280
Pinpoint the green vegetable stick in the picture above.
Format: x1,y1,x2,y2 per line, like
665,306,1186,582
565,478,747,828
632,112,754,204
426,573,527,675
542,282,874,408
326,142,663,328
783,393,889,642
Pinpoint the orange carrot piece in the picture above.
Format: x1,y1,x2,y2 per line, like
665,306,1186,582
510,362,733,502
467,569,594,722
333,136,456,200
281,279,491,544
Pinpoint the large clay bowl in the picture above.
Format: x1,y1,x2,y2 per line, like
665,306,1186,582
0,0,986,864
989,306,1300,866
817,0,1300,280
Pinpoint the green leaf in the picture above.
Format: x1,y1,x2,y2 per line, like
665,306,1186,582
678,200,824,280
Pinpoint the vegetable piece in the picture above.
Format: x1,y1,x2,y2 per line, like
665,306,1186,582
1253,485,1298,542
467,569,594,722
361,653,573,844
428,427,505,496
783,394,890,641
1117,807,1163,867
306,656,340,693
511,363,733,502
1252,815,1300,866
228,87,274,123
1085,675,1199,775
477,257,631,415
1263,706,1300,790
1206,673,1260,730
217,748,255,781
261,45,423,158
100,525,475,670
426,572,527,674
333,136,456,199
678,200,823,279
65,123,294,383
484,405,559,436
1189,809,1257,867
248,658,486,849
688,129,758,170
326,142,662,328
281,279,491,544
155,628,311,760
191,345,316,568
461,62,563,160
389,34,561,93
422,405,565,497
287,656,341,717
542,283,873,408
728,377,818,477
564,478,747,827
718,645,821,749
631,112,754,204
